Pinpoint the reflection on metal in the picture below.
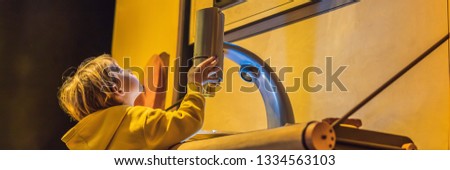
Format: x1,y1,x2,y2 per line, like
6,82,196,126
173,122,335,150
193,7,225,97
224,42,295,128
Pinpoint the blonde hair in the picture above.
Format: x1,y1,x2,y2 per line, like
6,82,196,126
58,54,123,121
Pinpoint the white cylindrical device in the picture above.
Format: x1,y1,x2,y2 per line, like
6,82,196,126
193,7,224,97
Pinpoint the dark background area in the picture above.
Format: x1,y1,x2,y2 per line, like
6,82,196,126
0,0,116,149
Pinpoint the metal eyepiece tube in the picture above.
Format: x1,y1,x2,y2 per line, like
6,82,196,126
193,7,224,97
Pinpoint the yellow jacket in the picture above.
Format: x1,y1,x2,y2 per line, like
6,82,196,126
61,92,205,150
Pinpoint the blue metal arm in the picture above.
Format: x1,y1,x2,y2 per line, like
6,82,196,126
223,42,295,128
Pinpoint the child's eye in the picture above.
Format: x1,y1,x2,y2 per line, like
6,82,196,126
109,66,122,73
117,69,124,74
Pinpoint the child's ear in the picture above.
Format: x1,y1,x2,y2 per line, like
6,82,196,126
111,87,125,104
107,84,124,97
113,88,125,96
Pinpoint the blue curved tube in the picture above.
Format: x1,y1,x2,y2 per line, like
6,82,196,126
223,42,295,128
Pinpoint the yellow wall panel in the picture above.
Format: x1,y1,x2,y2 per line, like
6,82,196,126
112,0,180,107
357,42,449,150
448,0,450,149
202,0,450,149
112,0,450,149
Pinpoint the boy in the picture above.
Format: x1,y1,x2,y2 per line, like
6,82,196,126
58,54,218,149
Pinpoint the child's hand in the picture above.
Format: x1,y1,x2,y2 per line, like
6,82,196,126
188,56,220,88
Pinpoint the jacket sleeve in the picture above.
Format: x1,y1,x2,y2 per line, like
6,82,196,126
140,87,205,149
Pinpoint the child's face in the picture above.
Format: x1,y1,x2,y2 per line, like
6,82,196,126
112,66,141,105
